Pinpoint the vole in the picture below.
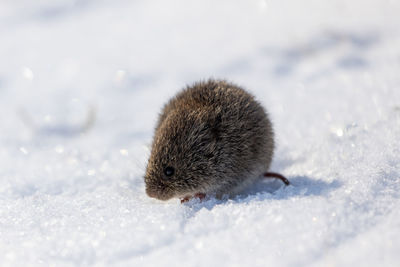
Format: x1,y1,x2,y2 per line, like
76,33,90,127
145,79,289,202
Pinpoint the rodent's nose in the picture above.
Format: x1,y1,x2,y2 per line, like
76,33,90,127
146,187,157,198
146,186,173,201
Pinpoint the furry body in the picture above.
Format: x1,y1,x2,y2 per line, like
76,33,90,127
145,80,274,200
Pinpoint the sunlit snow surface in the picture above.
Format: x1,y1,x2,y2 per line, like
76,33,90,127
1,0,400,266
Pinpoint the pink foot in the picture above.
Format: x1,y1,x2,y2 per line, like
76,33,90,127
180,193,206,203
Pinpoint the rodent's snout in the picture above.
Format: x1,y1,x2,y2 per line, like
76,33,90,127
145,187,157,199
145,183,174,201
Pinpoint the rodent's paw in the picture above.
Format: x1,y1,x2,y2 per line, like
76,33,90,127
180,193,206,204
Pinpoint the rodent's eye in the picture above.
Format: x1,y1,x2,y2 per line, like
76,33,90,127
164,166,175,177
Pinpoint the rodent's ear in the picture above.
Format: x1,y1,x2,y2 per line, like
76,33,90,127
202,114,221,159
210,113,222,141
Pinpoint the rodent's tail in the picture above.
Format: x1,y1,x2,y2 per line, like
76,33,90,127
263,172,290,186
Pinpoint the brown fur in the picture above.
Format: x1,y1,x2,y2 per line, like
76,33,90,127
145,79,274,200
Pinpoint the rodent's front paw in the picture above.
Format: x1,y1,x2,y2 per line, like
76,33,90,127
180,193,206,204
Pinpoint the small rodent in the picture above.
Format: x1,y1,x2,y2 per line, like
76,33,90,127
145,79,289,202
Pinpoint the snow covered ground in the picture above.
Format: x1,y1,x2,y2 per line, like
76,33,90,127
0,0,399,266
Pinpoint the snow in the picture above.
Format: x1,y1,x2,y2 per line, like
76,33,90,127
0,0,400,266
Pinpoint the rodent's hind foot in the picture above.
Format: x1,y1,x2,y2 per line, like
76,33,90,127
263,172,290,185
180,193,206,204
